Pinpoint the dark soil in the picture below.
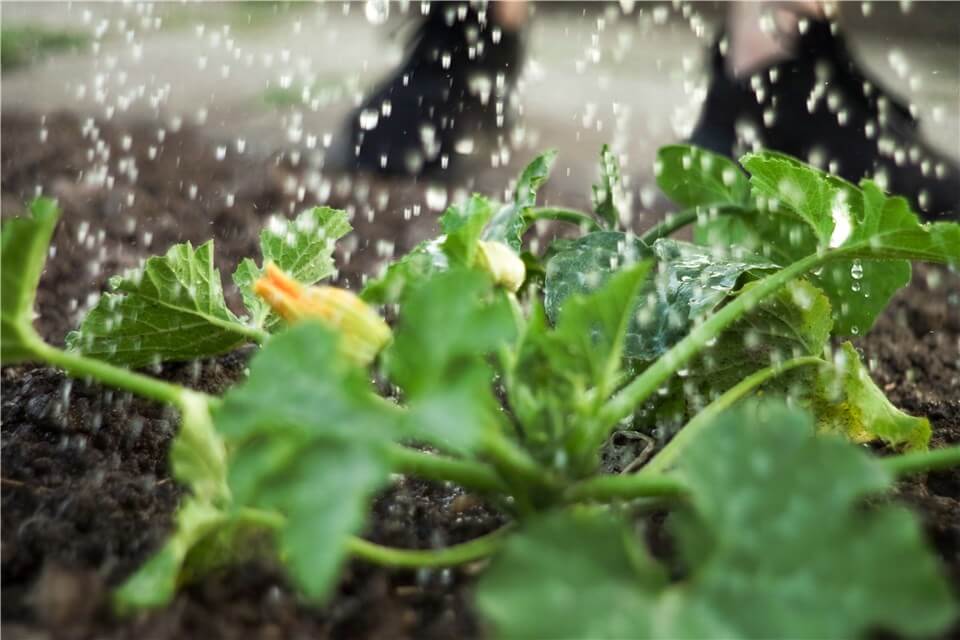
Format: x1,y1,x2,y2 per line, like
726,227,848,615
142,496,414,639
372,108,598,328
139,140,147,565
2,110,959,639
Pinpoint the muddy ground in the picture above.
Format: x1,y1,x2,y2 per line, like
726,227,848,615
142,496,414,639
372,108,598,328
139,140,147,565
2,111,959,639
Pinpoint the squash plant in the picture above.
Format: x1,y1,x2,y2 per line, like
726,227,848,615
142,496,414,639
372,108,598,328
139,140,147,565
3,145,959,638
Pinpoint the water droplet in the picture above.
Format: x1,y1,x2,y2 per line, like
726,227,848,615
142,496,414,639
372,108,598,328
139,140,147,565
359,108,380,130
850,259,864,280
425,185,448,211
364,0,390,25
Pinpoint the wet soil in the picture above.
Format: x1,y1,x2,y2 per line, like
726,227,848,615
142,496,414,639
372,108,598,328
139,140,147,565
2,111,958,639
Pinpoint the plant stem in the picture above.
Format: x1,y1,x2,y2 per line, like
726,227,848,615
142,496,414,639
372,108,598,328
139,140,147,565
643,356,824,474
638,205,747,245
237,507,507,568
524,207,602,232
346,527,509,568
32,341,191,409
386,444,509,494
883,445,960,477
595,251,826,442
565,472,687,503
483,431,553,491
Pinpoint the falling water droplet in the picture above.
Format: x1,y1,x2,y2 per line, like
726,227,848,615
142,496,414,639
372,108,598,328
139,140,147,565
364,0,390,25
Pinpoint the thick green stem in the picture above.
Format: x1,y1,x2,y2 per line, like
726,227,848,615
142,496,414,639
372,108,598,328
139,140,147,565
33,341,192,409
346,527,508,568
565,473,687,503
639,205,747,245
644,356,824,474
883,445,960,477
483,431,553,491
595,251,826,443
523,207,602,232
386,444,509,494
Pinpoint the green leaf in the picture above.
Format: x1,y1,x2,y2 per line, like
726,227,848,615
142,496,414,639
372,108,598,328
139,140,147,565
113,498,226,612
216,322,395,446
656,144,751,209
660,278,833,423
66,241,252,367
475,509,664,639
232,439,386,600
360,239,448,305
545,236,777,361
386,269,515,452
812,342,931,450
232,258,269,328
482,150,557,250
1,198,59,363
441,194,495,267
592,144,623,229
477,404,957,639
666,403,955,638
740,151,959,334
511,265,649,472
543,231,649,324
233,206,352,328
215,322,393,600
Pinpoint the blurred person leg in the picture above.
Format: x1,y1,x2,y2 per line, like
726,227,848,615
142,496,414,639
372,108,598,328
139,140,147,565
689,1,959,219
335,1,528,177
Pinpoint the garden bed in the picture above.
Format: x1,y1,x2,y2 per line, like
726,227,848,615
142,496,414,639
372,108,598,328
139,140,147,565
2,110,958,639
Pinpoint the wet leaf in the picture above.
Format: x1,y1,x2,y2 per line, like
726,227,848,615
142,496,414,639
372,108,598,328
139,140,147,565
477,404,957,639
483,150,557,250
233,206,351,328
592,144,623,229
475,509,663,639
545,236,776,360
812,342,931,450
656,144,751,209
66,240,252,367
386,269,516,453
360,238,447,305
741,152,958,334
215,323,393,601
1,198,59,364
441,194,496,267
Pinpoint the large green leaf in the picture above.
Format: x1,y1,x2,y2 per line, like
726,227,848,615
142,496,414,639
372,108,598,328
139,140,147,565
741,151,958,334
215,322,393,601
545,236,776,360
482,150,557,250
476,404,957,639
66,241,252,366
656,144,751,209
233,206,351,328
592,144,623,229
475,509,663,639
1,198,59,363
385,269,516,453
543,231,648,322
666,403,953,638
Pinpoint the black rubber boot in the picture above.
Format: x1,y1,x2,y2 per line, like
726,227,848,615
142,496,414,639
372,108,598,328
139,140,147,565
335,2,524,177
690,18,959,220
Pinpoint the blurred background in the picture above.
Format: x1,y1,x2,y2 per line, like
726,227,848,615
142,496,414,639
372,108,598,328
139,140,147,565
2,1,959,317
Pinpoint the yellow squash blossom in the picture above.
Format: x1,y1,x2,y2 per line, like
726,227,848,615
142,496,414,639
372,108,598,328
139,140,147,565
254,263,391,365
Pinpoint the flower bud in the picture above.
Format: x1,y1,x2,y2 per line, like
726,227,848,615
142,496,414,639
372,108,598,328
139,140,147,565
476,240,525,292
254,263,391,365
